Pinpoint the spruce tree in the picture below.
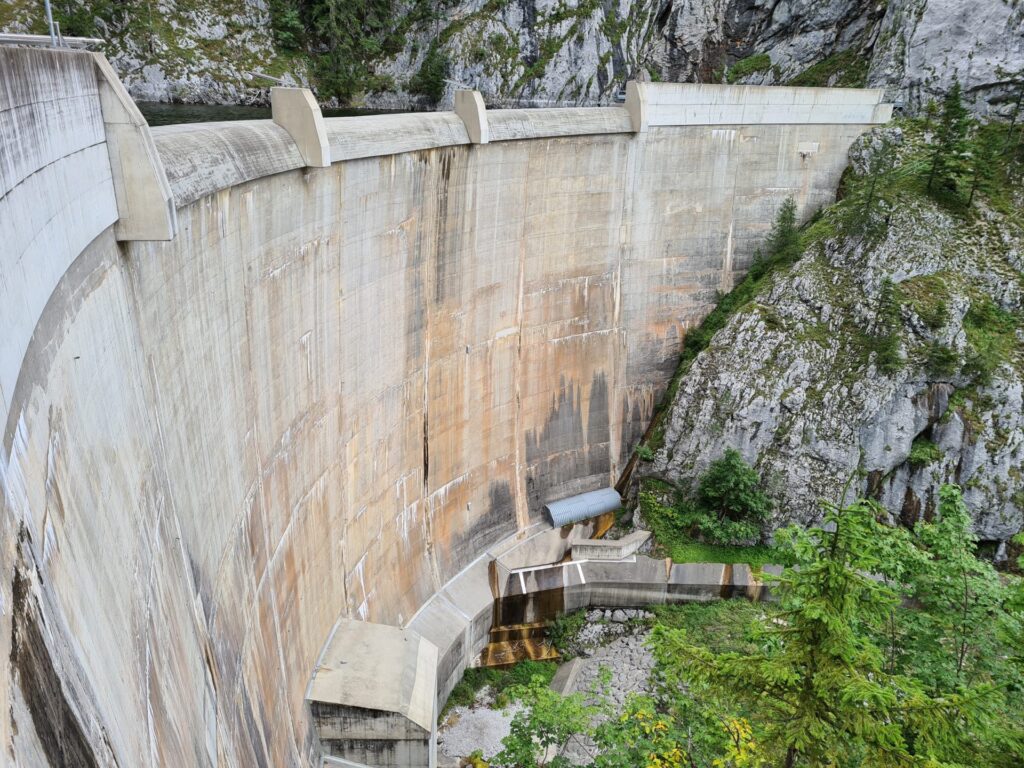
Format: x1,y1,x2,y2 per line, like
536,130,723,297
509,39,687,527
653,496,997,767
926,80,971,196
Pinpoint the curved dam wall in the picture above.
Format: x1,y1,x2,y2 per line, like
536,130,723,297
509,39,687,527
0,46,889,767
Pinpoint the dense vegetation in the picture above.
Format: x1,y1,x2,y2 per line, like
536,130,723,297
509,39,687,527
640,451,784,565
266,0,458,101
475,486,1024,767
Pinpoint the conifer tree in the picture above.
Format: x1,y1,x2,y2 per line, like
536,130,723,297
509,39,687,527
653,495,997,767
926,80,971,196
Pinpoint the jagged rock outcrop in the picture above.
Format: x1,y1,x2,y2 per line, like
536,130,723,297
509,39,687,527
3,0,1019,114
647,130,1024,548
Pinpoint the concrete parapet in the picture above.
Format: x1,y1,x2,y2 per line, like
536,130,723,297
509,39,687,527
271,86,331,167
324,112,469,163
629,81,889,127
92,54,176,240
0,46,118,428
487,107,632,141
152,119,305,206
454,90,489,144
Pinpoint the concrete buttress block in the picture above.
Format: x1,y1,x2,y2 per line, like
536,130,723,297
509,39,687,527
271,87,331,167
92,54,176,241
625,81,648,133
454,90,489,144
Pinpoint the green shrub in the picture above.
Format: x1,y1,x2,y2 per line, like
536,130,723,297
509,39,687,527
268,0,305,50
409,44,449,103
635,443,655,461
909,437,942,467
869,278,902,374
694,449,773,543
926,341,960,377
642,450,772,550
787,47,868,88
441,659,556,718
726,53,772,84
547,610,586,656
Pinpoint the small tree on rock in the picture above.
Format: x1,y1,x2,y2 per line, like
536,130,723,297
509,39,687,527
926,80,972,197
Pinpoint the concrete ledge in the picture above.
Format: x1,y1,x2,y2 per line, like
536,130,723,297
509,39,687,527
309,620,437,767
549,658,584,695
571,530,650,560
93,53,176,240
271,86,330,167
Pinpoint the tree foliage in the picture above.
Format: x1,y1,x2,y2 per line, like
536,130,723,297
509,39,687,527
649,450,772,546
266,0,453,102
493,675,598,768
650,488,1021,767
926,81,972,197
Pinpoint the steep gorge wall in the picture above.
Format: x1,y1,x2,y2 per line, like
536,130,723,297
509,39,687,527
0,47,887,766
3,0,1018,117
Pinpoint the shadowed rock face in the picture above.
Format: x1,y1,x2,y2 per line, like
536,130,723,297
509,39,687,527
0,47,884,767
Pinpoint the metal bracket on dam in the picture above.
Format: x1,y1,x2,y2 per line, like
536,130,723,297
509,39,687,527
0,43,890,768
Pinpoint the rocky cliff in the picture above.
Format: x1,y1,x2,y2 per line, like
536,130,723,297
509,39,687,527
646,125,1024,553
2,0,1020,114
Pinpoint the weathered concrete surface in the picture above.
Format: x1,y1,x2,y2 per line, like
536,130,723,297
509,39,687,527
0,47,887,767
309,620,437,766
571,530,651,560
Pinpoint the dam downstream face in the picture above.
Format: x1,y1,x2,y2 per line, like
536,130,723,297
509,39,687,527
0,47,890,766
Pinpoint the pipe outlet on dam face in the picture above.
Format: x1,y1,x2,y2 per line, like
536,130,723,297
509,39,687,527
0,44,890,768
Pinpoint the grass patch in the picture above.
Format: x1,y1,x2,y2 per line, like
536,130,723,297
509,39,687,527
787,47,869,88
898,272,953,330
962,295,1020,383
726,53,772,84
441,659,557,718
651,600,771,654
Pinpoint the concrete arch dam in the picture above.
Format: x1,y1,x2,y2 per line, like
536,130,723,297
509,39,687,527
0,45,890,767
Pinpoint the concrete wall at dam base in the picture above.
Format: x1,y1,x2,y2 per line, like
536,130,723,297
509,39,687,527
0,44,890,767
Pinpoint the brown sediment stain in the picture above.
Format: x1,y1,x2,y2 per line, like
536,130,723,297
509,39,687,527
865,469,884,500
900,488,922,527
592,511,616,539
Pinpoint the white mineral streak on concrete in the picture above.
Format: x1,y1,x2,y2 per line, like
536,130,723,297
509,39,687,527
0,46,888,767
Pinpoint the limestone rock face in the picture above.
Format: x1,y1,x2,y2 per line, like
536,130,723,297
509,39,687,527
647,133,1024,546
3,0,1018,113
869,0,1024,117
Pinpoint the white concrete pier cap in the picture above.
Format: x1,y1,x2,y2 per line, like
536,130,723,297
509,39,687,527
271,86,331,167
454,89,489,144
